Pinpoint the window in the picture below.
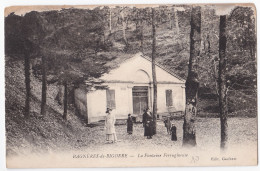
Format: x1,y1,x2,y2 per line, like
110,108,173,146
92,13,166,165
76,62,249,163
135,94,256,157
106,89,116,109
166,89,173,107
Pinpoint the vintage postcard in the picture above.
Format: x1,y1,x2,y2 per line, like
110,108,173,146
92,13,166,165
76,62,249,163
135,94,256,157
4,3,257,168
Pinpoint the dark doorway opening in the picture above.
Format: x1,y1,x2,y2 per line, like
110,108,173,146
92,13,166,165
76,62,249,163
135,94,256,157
132,86,148,116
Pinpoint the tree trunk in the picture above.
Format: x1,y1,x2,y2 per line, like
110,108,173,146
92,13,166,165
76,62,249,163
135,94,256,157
103,30,106,44
109,8,112,34
207,35,211,54
250,46,257,74
140,21,144,53
122,23,127,45
183,6,201,147
169,13,172,29
85,91,88,124
151,8,157,135
120,12,128,47
41,54,47,116
63,81,68,120
174,9,179,34
24,53,31,117
212,59,219,96
219,15,228,150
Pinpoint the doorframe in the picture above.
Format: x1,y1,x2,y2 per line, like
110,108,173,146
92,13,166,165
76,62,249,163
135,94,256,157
131,84,152,114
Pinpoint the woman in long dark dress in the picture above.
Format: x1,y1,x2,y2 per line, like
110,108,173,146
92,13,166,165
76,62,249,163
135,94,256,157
142,108,153,139
127,114,133,134
171,123,177,141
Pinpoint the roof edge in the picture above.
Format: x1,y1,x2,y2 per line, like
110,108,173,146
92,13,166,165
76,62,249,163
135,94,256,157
140,53,186,83
102,52,186,83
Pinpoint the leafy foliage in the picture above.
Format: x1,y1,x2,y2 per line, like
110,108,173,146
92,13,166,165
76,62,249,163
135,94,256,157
5,5,256,116
5,5,257,156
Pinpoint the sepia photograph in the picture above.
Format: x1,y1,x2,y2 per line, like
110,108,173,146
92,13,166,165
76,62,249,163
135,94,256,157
3,2,258,168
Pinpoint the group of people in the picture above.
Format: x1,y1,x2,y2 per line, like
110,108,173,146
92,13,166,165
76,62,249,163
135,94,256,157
104,107,177,143
126,108,154,139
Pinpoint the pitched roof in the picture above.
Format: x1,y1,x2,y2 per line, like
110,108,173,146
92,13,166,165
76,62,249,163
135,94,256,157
104,52,186,82
139,54,186,82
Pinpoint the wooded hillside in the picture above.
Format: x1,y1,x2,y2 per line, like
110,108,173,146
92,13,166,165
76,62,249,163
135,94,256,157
6,5,256,117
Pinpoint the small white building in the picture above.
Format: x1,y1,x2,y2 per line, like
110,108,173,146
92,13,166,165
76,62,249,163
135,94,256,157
75,53,186,123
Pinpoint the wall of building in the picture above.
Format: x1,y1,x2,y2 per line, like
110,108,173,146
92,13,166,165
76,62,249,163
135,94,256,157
86,89,106,123
74,88,88,120
86,82,132,123
84,53,186,123
86,82,185,123
156,84,185,114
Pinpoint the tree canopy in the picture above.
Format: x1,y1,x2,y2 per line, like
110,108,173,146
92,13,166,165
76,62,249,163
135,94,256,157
5,5,256,116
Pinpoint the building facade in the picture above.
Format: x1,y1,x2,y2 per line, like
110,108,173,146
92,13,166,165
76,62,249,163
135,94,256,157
75,53,186,123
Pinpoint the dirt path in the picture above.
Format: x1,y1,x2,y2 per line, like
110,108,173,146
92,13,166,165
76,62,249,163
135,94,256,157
75,117,257,153
6,117,257,168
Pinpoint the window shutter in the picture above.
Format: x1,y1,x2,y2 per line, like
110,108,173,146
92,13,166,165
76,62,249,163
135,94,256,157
166,90,173,107
106,89,116,109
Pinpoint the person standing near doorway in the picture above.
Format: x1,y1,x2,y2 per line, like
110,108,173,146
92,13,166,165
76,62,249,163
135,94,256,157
142,108,153,139
105,108,117,143
127,114,133,134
